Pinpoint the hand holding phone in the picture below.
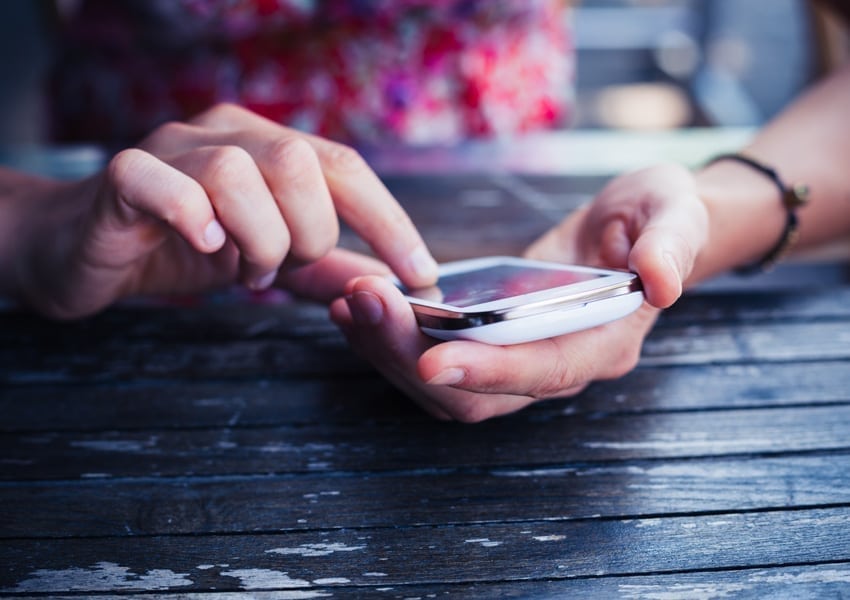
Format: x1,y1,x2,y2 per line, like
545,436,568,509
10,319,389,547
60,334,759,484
398,256,644,345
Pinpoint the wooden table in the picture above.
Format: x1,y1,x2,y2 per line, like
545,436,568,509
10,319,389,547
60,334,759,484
2,172,850,598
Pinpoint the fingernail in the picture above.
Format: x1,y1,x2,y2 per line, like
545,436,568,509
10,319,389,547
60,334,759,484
347,291,384,325
426,367,466,386
250,270,278,291
408,246,439,282
204,219,226,248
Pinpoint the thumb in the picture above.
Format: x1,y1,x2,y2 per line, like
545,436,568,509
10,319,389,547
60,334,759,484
277,248,391,303
628,210,706,309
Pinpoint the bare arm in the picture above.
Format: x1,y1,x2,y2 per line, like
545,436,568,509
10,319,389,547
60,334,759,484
692,63,850,283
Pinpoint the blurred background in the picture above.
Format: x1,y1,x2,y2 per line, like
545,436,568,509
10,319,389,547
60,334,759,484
0,0,846,144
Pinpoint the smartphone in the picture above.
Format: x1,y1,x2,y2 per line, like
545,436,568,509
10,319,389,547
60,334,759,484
398,256,644,345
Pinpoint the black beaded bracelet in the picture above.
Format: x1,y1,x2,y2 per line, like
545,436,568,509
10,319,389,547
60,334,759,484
704,153,809,275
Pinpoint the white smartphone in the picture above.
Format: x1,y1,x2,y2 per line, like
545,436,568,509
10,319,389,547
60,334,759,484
398,256,644,345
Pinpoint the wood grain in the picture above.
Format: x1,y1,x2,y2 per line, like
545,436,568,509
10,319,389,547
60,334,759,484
2,172,849,597
3,508,850,592
2,454,850,538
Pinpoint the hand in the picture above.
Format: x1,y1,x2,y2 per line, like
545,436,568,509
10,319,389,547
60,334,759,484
331,164,709,422
13,103,437,318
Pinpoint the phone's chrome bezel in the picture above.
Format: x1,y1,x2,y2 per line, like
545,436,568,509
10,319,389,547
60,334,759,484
402,257,643,331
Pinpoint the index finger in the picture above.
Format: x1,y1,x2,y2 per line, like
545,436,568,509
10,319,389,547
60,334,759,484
305,136,439,289
186,104,439,288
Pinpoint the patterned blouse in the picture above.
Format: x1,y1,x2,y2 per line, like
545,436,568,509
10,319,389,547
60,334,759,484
51,0,574,145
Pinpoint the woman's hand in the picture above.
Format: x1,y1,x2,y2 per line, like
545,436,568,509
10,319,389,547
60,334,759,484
11,103,437,319
331,164,710,422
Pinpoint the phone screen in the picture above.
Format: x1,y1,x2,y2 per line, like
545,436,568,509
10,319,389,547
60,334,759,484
406,264,604,308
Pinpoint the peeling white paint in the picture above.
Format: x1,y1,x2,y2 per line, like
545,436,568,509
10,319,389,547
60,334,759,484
634,519,661,528
575,465,647,477
464,538,502,548
220,569,311,590
301,491,339,501
313,577,351,584
266,543,366,557
749,568,850,584
196,565,215,570
5,562,192,593
363,572,388,577
533,535,566,542
618,582,750,599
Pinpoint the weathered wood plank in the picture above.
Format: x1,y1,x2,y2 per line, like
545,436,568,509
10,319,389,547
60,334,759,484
639,320,850,366
0,301,336,345
2,507,850,593
659,288,850,325
0,378,421,433
3,405,850,481
0,335,365,384
11,562,850,599
3,360,849,433
3,318,850,384
3,454,850,538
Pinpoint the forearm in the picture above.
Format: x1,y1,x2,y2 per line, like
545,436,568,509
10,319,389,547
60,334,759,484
0,167,80,303
0,168,47,298
689,63,850,284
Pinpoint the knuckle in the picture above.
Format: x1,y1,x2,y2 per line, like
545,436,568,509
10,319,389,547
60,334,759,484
105,149,150,222
106,148,145,188
268,137,319,182
200,145,254,184
194,102,245,126
323,141,368,175
141,120,194,150
109,150,193,224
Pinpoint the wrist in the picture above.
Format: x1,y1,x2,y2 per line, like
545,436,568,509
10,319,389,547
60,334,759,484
688,158,790,284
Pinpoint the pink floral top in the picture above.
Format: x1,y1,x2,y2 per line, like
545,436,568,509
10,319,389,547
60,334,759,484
51,0,574,145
